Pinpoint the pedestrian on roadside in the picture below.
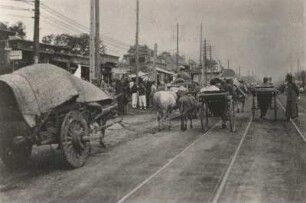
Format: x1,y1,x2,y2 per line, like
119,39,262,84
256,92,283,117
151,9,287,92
130,80,138,109
220,79,236,129
145,81,152,108
138,82,147,110
151,82,157,106
285,73,299,121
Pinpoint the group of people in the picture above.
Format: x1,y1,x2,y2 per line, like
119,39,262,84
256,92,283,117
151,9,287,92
129,79,156,110
99,76,157,114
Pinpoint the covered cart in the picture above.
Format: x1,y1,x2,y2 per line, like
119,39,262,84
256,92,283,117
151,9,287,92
0,64,118,169
251,86,278,121
198,91,236,132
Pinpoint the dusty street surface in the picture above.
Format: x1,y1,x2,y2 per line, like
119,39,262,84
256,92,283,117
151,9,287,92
218,96,306,203
0,97,305,203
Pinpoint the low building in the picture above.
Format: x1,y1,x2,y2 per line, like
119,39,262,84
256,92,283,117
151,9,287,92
0,30,119,82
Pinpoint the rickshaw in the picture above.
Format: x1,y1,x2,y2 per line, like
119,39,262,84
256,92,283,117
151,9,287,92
251,86,278,121
0,64,118,169
198,90,236,132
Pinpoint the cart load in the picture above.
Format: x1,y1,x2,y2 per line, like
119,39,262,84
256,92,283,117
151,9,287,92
0,64,117,169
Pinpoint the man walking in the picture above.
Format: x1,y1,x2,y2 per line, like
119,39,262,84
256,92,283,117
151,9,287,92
138,82,147,110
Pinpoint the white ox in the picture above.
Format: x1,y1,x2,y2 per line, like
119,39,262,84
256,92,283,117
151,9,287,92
153,90,178,131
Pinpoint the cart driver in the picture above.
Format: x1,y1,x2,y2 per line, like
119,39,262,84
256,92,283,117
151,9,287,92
220,78,236,129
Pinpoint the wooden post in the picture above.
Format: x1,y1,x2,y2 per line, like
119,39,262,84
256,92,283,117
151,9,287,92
95,0,100,83
33,0,40,64
89,0,95,82
176,23,179,72
153,43,158,87
135,0,139,87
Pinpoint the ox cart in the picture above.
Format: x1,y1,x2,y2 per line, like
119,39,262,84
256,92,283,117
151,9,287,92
0,64,118,169
251,86,278,121
198,91,236,132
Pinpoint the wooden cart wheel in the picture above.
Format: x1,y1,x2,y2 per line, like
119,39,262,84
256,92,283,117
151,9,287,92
200,102,209,132
0,136,32,169
273,93,277,121
229,101,236,132
60,111,90,168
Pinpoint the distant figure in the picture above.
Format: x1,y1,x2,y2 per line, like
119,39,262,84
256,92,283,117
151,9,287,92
138,82,147,110
130,81,138,109
257,77,273,118
220,79,236,129
151,83,157,105
285,74,299,120
145,81,152,108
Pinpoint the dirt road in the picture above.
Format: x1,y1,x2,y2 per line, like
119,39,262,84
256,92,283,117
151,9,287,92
0,96,305,203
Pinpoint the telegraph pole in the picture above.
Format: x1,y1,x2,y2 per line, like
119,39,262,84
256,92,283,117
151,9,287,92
89,0,95,82
95,0,100,82
204,39,207,85
227,59,230,69
176,23,179,72
33,0,40,64
153,43,158,87
135,0,139,87
199,24,202,68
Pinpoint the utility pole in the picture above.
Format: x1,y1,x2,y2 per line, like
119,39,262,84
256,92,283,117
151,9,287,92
227,59,230,69
176,23,179,72
89,0,95,82
33,0,40,64
199,24,202,67
290,54,293,74
153,43,158,87
135,0,140,87
95,0,100,83
239,66,241,77
204,39,207,85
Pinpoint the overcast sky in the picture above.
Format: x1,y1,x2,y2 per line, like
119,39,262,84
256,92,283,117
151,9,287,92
0,0,305,80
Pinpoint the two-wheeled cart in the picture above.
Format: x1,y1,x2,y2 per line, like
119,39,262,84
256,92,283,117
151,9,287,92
198,91,236,132
251,87,278,121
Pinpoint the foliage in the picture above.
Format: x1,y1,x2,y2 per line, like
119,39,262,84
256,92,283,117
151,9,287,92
42,33,106,55
0,21,26,39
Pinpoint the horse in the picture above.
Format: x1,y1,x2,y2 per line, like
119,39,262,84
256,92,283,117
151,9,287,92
177,94,198,131
152,90,177,131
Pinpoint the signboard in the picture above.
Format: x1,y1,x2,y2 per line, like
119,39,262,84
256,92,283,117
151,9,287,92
9,50,22,60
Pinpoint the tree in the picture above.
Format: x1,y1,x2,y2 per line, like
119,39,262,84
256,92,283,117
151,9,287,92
42,33,106,55
0,21,26,39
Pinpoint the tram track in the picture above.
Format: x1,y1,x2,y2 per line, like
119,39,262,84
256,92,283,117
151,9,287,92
276,98,306,143
116,121,221,203
116,117,254,203
210,118,253,203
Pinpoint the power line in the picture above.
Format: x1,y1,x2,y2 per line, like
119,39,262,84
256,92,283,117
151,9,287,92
0,4,33,11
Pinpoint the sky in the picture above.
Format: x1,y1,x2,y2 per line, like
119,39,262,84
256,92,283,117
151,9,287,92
0,0,305,80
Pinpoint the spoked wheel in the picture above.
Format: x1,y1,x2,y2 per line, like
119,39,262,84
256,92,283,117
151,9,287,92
200,102,209,132
0,137,32,169
60,111,90,169
229,101,236,132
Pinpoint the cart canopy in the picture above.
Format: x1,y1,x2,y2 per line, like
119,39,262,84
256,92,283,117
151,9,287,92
0,64,113,127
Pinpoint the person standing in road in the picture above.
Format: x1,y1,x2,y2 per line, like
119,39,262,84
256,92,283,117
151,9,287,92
138,82,147,110
130,80,138,109
220,79,236,129
285,73,299,121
